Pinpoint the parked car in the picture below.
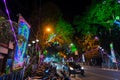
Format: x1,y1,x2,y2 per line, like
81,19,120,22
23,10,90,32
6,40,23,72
64,62,85,76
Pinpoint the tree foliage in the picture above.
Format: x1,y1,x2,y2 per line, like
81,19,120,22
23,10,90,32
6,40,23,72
0,16,18,44
87,0,120,29
55,18,74,45
73,0,120,60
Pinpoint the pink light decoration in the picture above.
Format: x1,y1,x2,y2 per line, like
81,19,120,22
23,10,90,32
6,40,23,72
3,0,18,44
95,36,99,41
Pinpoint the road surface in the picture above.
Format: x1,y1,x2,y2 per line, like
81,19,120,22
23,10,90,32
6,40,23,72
70,66,120,80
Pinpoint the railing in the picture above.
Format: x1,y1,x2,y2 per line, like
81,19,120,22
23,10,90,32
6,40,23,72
0,69,24,80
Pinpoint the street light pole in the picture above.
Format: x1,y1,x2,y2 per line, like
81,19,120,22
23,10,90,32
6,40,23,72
42,27,52,49
32,40,35,55
35,39,39,53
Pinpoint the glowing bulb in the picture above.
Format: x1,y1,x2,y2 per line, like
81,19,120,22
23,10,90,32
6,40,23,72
46,28,50,32
28,44,31,47
36,39,39,42
32,41,35,44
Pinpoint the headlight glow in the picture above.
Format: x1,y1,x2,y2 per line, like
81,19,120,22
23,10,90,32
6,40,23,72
81,66,84,69
70,67,74,70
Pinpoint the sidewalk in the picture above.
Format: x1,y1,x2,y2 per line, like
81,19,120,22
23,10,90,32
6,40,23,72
84,65,120,72
102,67,120,72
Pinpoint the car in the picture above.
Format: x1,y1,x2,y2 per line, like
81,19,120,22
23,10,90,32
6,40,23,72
64,62,85,77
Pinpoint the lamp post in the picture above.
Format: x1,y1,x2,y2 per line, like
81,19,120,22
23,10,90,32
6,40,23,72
28,43,31,54
32,40,35,55
35,39,39,53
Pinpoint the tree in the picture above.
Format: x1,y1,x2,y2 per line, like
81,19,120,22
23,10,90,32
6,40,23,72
87,0,120,29
45,18,75,58
87,0,120,54
55,18,74,45
73,15,99,59
73,0,120,61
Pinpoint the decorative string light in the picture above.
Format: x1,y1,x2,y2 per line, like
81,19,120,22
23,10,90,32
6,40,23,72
3,0,18,44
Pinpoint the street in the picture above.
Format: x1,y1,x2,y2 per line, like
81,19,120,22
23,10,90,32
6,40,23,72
70,66,120,80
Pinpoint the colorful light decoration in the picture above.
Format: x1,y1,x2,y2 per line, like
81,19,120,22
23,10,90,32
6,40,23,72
70,43,77,53
3,0,18,44
110,43,117,63
114,16,120,27
48,33,56,42
82,54,85,62
43,50,48,56
114,20,120,26
116,16,119,20
14,15,30,67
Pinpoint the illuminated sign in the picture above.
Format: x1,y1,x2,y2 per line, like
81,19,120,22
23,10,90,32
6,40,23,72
14,15,30,68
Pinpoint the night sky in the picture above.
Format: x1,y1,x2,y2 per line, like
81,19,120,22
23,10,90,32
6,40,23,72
0,0,92,40
0,0,92,22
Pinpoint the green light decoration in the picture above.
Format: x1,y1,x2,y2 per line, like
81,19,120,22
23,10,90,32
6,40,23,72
5,65,10,74
116,16,119,20
70,43,73,46
43,50,47,55
110,43,113,48
70,43,77,53
84,0,120,30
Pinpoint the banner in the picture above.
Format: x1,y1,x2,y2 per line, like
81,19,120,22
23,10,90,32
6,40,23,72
14,15,30,69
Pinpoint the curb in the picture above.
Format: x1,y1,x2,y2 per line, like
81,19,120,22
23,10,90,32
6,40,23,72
84,66,120,72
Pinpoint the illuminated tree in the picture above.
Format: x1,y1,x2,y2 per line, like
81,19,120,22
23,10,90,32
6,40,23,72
87,0,120,29
73,15,99,57
45,18,75,57
55,18,74,45
73,0,120,61
73,15,100,60
87,0,120,54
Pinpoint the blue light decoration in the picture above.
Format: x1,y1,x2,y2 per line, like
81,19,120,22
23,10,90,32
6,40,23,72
82,54,85,62
114,20,120,26
114,16,120,27
118,0,120,3
14,15,30,69
110,43,117,63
